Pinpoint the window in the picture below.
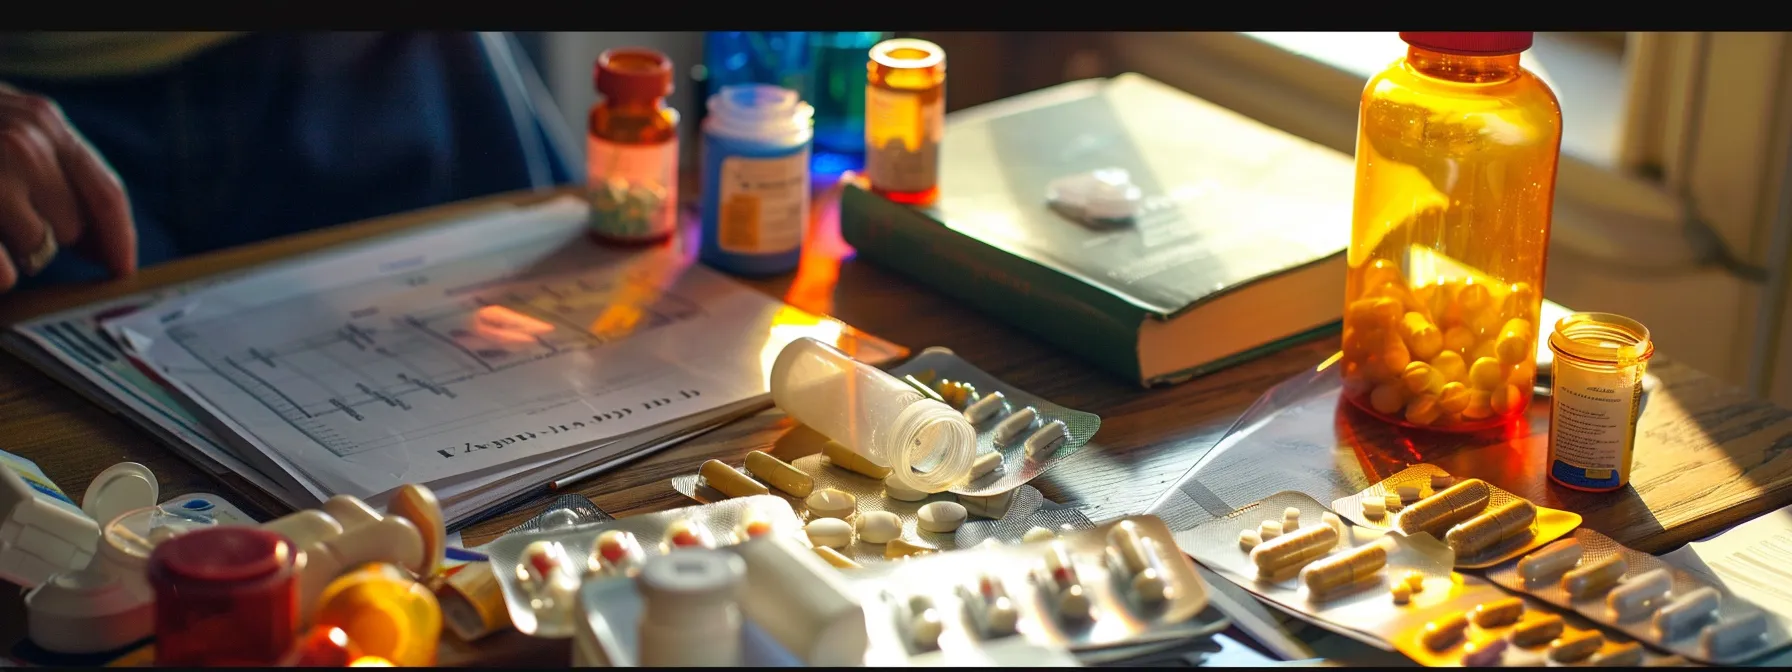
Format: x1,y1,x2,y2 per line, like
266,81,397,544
1104,32,1792,401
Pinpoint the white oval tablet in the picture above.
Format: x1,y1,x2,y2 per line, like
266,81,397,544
805,518,853,548
883,476,928,502
805,488,857,520
855,511,902,544
917,501,967,533
970,451,1003,479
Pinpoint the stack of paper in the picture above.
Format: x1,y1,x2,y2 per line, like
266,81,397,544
5,197,903,528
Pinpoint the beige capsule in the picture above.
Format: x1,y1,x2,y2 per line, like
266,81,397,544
1299,538,1391,597
744,450,813,498
1394,478,1493,537
1471,597,1526,628
700,459,770,499
1250,523,1339,576
1445,499,1537,557
1508,613,1565,647
822,441,892,479
1590,641,1644,666
1546,630,1603,664
1421,612,1471,651
1561,554,1628,599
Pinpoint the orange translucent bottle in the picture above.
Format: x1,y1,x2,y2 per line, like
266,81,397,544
587,47,681,245
1340,32,1562,432
865,38,946,206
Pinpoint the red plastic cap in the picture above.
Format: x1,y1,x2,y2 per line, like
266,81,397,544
1400,32,1534,56
595,47,674,101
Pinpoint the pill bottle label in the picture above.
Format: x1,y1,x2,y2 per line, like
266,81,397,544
587,137,679,241
1,449,84,515
864,87,942,193
1547,362,1644,490
716,149,811,255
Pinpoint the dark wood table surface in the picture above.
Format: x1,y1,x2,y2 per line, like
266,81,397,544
4,184,1791,665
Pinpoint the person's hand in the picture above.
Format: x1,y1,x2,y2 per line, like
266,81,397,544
0,83,135,291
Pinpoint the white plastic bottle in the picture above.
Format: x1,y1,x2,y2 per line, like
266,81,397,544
637,549,746,667
769,337,976,493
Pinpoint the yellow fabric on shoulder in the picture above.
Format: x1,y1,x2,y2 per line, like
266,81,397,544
0,32,246,80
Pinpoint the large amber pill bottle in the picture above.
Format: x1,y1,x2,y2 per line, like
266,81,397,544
1340,32,1562,432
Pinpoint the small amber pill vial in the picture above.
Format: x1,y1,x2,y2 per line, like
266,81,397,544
1546,312,1653,492
865,38,946,206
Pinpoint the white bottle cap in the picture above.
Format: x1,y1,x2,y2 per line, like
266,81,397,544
637,550,746,667
81,463,158,528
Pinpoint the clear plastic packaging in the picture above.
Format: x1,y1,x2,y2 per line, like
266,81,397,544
1330,463,1581,568
771,337,977,493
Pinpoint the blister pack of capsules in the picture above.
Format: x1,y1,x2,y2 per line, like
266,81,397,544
1330,463,1580,568
1391,590,1679,666
893,346,1102,497
1484,527,1792,664
673,454,1095,567
1179,491,1682,666
485,495,805,637
842,515,1228,654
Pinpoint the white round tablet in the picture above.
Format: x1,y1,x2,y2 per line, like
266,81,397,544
917,501,967,533
805,488,857,520
883,476,928,502
805,518,853,548
855,511,902,544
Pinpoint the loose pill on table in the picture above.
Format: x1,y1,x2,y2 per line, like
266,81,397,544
963,391,1008,424
1607,567,1673,619
1445,499,1537,557
1390,582,1412,604
1251,523,1340,577
1402,570,1426,593
1700,611,1768,658
699,459,770,499
882,476,929,503
1025,526,1059,544
886,537,936,559
813,546,862,569
1471,597,1526,628
1562,555,1628,599
917,501,967,533
1396,484,1421,502
1238,528,1262,551
805,518,854,548
1590,641,1644,666
1300,538,1390,597
1283,506,1302,530
1023,420,1069,456
1517,538,1583,581
744,450,814,498
1546,630,1603,664
1421,612,1471,651
993,406,1040,446
1461,637,1508,667
1394,478,1492,536
590,530,645,575
969,451,1004,480
1508,614,1565,647
666,519,714,549
822,441,892,479
855,511,902,544
1258,520,1283,541
805,488,858,520
1654,586,1722,637
1362,497,1386,519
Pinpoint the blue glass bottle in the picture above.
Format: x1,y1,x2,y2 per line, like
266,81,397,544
702,32,813,103
807,31,887,177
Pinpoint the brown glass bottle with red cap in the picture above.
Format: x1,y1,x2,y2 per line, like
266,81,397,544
1339,31,1562,432
588,47,681,245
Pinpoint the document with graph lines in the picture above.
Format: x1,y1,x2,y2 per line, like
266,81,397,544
104,196,901,513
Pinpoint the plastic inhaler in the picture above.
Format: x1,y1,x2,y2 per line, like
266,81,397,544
698,84,816,276
148,526,302,666
769,336,977,493
312,563,443,667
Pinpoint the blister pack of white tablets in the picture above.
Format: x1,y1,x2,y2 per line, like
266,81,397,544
888,347,1101,497
674,455,1094,567
843,515,1226,653
485,495,805,638
1483,527,1792,664
1177,491,1477,649
1329,463,1581,568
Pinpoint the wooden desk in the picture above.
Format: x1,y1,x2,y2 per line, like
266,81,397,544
4,185,1791,664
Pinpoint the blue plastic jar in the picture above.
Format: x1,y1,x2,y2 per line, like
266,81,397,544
699,85,815,276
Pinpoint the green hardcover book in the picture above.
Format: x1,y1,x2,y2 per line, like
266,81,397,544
840,73,1355,387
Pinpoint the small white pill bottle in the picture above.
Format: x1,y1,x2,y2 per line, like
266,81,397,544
636,549,746,667
770,337,976,493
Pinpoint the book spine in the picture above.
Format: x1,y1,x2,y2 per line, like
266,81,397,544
839,186,1146,383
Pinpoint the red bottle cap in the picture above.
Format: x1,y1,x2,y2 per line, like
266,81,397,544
594,47,674,101
1399,32,1534,56
149,526,300,666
